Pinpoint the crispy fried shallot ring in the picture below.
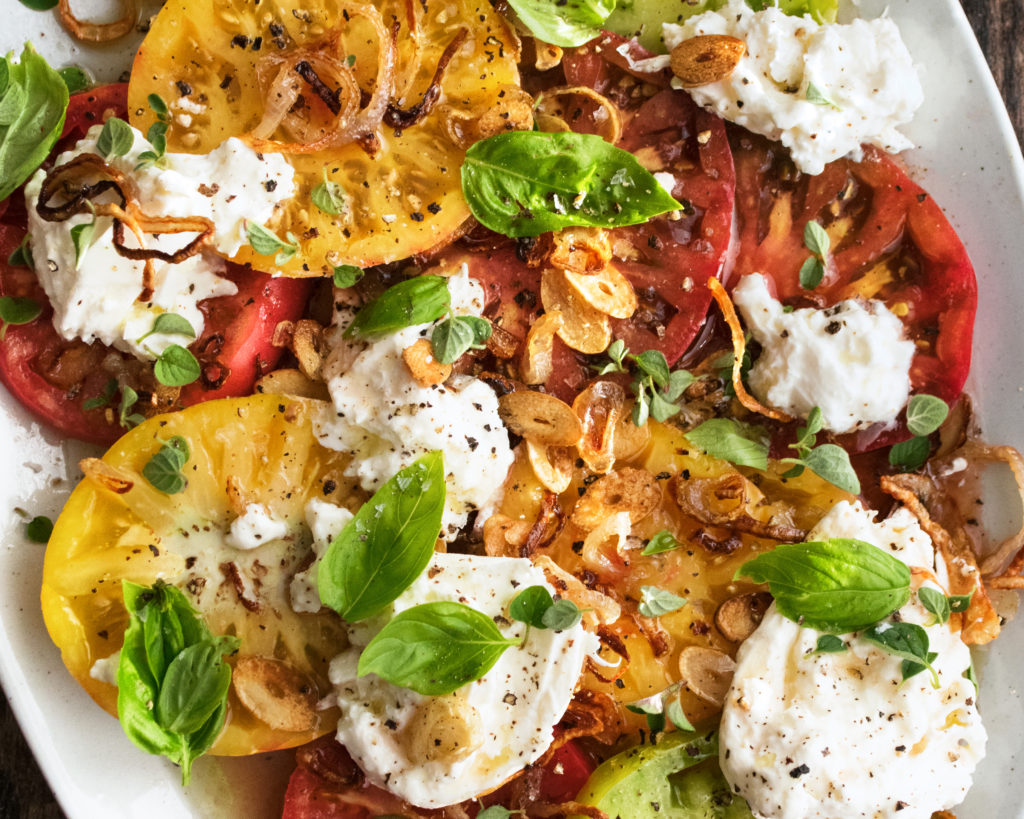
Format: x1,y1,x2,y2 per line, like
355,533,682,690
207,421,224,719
385,28,469,135
533,555,621,626
672,472,806,543
249,5,397,154
534,86,623,144
707,277,794,423
881,472,1001,645
59,0,138,42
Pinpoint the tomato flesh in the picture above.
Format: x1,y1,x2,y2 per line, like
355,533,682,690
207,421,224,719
728,132,977,450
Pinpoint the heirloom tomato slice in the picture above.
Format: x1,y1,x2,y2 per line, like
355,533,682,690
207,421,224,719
41,395,360,755
127,0,522,274
728,132,977,450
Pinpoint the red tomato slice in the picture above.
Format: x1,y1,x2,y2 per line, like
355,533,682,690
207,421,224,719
562,33,735,366
728,132,977,450
280,737,594,818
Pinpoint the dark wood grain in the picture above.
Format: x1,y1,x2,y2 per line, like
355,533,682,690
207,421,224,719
1,1,1020,817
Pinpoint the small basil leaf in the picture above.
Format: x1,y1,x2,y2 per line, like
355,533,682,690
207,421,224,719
461,131,680,238
96,117,135,159
949,590,974,613
541,598,584,630
153,345,201,387
0,296,41,339
70,219,96,266
431,316,477,365
118,384,142,428
509,584,554,629
25,515,53,543
344,275,450,339
8,236,33,268
142,436,191,495
357,601,520,695
642,530,679,556
477,807,514,819
798,256,824,290
664,369,695,402
147,92,169,120
631,350,671,388
0,45,69,201
685,418,770,471
736,539,911,634
904,394,949,437
58,66,91,94
505,0,614,47
807,634,846,655
963,663,978,691
665,699,694,732
333,264,364,288
246,222,292,256
806,82,838,108
889,435,931,471
649,390,681,423
631,383,650,427
312,179,347,216
17,0,60,8
319,452,445,621
638,585,687,618
151,313,196,338
901,651,938,683
862,621,939,688
803,220,830,257
801,443,860,494
917,587,951,625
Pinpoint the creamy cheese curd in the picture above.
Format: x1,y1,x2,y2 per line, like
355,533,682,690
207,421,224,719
662,0,923,175
290,498,354,614
23,124,294,358
314,268,515,539
721,501,985,819
225,503,289,551
329,551,598,809
732,273,914,433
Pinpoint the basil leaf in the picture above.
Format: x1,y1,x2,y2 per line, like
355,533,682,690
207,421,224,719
594,338,629,374
905,393,948,437
18,0,60,10
541,597,584,630
505,0,614,47
83,378,117,411
917,587,951,625
901,651,938,684
0,296,41,339
70,219,96,266
477,808,514,819
638,585,687,618
949,591,973,613
153,344,201,386
685,418,769,471
312,179,347,216
963,663,978,691
0,80,27,125
247,222,294,257
25,515,53,543
142,436,191,495
632,350,670,388
319,452,445,622
803,220,830,257
665,699,694,732
333,264,364,288
799,256,824,290
642,529,680,556
152,313,196,339
736,539,911,633
807,634,846,655
631,383,650,427
862,621,939,688
7,235,33,268
649,389,681,423
664,369,695,402
58,66,91,94
431,315,492,364
806,82,837,108
889,435,931,471
344,275,450,339
509,584,554,629
147,92,169,120
0,45,69,201
118,581,239,784
801,443,860,494
357,601,520,695
118,384,143,428
461,131,680,238
96,117,135,159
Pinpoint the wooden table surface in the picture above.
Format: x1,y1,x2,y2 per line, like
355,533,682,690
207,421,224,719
2,1,1022,817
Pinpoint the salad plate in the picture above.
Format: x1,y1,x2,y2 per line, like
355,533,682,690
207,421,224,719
1,0,1023,816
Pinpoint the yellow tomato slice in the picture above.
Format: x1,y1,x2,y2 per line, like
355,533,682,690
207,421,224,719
41,395,363,755
127,0,522,273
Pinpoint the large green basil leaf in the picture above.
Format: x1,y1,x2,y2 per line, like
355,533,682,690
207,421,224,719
357,601,520,695
318,452,445,622
506,0,615,47
736,539,911,633
684,418,770,471
344,275,450,339
118,581,239,784
461,131,680,238
0,44,68,201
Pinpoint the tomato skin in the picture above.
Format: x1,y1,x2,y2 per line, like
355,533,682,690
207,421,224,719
282,768,367,819
179,266,312,404
729,133,977,450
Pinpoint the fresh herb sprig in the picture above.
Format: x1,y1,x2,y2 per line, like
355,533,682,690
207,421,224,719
799,220,831,289
509,585,585,633
430,315,492,364
7,235,33,268
918,586,973,626
247,223,300,266
117,580,240,783
863,621,940,688
142,436,191,495
780,407,861,494
136,93,170,169
626,684,695,735
96,116,135,159
594,340,696,426
312,168,347,216
0,296,41,339
332,264,364,288
889,394,949,471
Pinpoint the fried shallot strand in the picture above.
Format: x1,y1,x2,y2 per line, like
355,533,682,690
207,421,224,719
385,28,469,135
706,277,793,422
880,473,1000,645
59,0,137,42
672,472,806,543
